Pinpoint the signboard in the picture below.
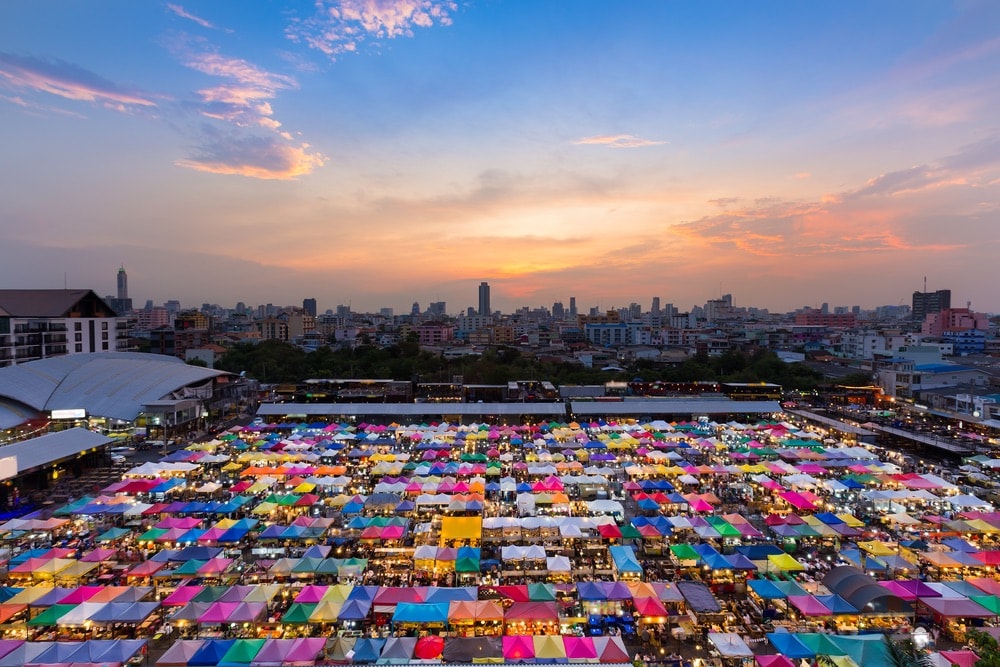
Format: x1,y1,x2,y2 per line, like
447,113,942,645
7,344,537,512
0,456,17,481
51,408,87,420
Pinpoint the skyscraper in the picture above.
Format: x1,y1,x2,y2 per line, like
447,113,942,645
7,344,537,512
478,282,491,317
116,266,128,300
107,265,132,315
302,298,317,317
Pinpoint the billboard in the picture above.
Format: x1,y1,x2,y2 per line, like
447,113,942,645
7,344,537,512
0,456,17,481
51,408,87,420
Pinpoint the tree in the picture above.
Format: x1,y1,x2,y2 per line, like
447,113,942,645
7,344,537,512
968,628,1000,667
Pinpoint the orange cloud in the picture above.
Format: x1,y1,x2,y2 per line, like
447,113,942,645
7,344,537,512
573,134,667,148
175,136,326,180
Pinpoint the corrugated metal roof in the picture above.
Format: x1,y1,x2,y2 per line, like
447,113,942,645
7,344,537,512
0,352,228,422
256,399,782,418
2,427,112,474
257,402,569,417
569,399,782,415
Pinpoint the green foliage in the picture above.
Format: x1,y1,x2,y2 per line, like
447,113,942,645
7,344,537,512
218,340,823,390
968,628,1000,667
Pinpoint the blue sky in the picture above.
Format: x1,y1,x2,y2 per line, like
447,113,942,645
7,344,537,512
1,1,997,315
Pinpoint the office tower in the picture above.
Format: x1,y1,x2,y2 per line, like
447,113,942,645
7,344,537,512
411,302,421,316
302,298,317,317
651,297,660,316
912,289,951,322
552,301,564,319
107,266,133,315
117,266,128,299
569,297,577,317
478,282,491,316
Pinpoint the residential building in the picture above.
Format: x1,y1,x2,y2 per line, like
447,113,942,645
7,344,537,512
0,289,127,367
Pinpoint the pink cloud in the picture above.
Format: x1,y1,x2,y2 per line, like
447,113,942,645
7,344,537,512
175,135,326,180
0,52,156,110
166,4,219,31
286,0,457,58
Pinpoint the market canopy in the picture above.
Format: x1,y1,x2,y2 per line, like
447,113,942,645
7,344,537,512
440,516,482,541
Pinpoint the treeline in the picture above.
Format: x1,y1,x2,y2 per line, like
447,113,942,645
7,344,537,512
215,340,825,390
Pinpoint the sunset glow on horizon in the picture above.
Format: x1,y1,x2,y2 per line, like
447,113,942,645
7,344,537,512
1,1,998,315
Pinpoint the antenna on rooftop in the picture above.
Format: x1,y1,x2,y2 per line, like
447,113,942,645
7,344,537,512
923,276,927,293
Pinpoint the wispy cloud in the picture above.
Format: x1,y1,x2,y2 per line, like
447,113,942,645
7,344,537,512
573,134,667,148
0,52,156,111
175,132,326,180
166,4,221,31
286,0,457,59
171,42,325,178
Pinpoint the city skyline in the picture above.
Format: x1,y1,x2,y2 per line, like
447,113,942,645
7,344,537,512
2,1,999,314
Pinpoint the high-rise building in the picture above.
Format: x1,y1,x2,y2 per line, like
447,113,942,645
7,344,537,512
107,265,133,315
478,282,491,317
117,266,128,300
912,289,951,322
651,297,660,316
302,298,317,317
569,297,577,317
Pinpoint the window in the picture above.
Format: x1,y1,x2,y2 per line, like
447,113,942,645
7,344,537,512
75,333,82,342
102,332,108,341
102,342,109,350
74,322,82,331
101,321,108,330
75,343,83,352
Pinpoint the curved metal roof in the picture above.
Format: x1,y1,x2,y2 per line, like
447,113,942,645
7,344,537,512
0,352,229,422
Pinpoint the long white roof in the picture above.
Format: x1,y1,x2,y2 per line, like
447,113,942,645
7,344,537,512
0,352,228,423
1,427,112,475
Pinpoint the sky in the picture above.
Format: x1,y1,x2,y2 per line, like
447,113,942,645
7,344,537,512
1,1,998,316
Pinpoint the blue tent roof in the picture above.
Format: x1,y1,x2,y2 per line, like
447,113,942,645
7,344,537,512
814,594,857,614
766,631,814,658
749,579,786,599
351,638,385,662
392,602,449,624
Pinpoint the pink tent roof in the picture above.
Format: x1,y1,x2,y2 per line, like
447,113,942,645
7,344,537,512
294,585,329,604
161,586,205,606
57,586,104,604
502,635,535,661
778,490,816,510
504,601,559,622
633,597,668,617
938,650,980,667
787,595,833,616
80,548,118,562
563,636,598,659
756,656,796,667
197,558,233,575
198,601,239,623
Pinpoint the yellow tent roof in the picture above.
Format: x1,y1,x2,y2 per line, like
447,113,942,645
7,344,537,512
767,553,806,571
857,540,897,556
440,516,482,542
